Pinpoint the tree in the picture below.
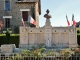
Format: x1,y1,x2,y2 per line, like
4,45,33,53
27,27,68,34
6,28,10,44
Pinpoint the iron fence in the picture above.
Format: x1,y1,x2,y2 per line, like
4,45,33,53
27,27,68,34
0,54,80,60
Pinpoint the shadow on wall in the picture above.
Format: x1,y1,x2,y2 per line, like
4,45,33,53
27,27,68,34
14,26,19,34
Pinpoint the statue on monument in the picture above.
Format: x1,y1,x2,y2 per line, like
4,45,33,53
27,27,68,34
44,9,52,26
44,9,52,47
44,9,52,19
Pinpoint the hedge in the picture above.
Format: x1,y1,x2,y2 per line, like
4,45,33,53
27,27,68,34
0,34,19,48
77,34,80,45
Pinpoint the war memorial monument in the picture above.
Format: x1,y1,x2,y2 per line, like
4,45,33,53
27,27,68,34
0,9,77,56
19,9,77,49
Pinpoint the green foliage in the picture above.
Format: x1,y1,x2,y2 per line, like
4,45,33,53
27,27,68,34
9,53,23,60
3,48,80,60
6,28,10,34
9,35,19,47
21,48,46,57
31,46,36,50
77,30,80,34
77,28,80,30
22,49,34,56
33,48,46,57
77,35,80,45
10,34,19,36
0,34,19,47
60,48,74,60
43,49,58,56
0,34,6,36
6,28,10,44
37,44,45,48
0,36,6,44
77,34,80,35
77,28,80,35
0,34,19,36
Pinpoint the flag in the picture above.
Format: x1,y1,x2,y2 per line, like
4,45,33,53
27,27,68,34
21,18,25,26
0,20,4,28
66,15,70,26
72,14,76,26
28,15,36,25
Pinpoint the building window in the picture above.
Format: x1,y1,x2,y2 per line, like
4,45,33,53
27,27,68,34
5,18,10,28
22,11,28,21
5,0,10,10
20,9,30,21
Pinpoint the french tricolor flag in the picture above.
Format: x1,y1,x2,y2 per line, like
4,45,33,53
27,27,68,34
28,15,36,25
66,15,70,26
72,14,76,26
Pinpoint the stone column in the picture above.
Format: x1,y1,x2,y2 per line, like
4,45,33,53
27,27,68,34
19,27,28,48
69,27,78,47
44,9,52,47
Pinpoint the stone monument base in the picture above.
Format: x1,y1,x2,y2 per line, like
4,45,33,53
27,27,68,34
69,44,78,48
19,44,38,49
1,44,16,53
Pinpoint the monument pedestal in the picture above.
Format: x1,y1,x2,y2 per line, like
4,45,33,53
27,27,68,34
44,19,52,48
1,44,16,53
69,44,78,48
19,9,77,50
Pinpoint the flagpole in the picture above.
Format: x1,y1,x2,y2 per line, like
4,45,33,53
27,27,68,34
66,15,70,26
72,14,73,26
71,20,73,26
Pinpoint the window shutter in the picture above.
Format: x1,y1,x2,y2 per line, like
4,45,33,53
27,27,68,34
22,11,28,21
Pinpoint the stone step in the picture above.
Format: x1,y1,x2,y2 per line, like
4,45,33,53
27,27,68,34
55,44,69,48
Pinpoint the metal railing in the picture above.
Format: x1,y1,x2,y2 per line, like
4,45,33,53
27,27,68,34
0,54,80,60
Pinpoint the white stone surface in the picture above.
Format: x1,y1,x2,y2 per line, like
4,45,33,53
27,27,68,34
19,18,77,48
1,44,16,53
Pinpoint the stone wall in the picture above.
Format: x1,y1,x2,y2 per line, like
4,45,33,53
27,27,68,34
0,0,39,31
1,44,16,53
19,26,77,48
35,2,39,28
0,0,4,20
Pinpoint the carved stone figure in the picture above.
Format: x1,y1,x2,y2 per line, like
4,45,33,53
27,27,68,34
44,9,52,19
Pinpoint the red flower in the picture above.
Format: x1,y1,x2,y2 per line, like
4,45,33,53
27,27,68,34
75,48,79,52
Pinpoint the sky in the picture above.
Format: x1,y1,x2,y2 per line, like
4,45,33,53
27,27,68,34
39,0,80,27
